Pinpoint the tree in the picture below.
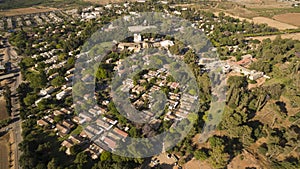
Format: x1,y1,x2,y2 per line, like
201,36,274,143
208,145,230,169
51,76,66,87
100,151,111,162
47,158,58,169
74,152,88,164
194,149,209,161
24,93,37,106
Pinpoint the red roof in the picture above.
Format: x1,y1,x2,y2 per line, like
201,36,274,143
113,128,128,138
104,137,117,149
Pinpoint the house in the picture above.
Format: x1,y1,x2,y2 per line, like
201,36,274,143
169,82,179,89
55,123,70,134
131,85,145,95
249,71,264,81
72,116,80,124
96,118,113,130
133,99,144,109
86,143,103,159
69,135,83,144
103,137,117,150
37,119,50,127
53,110,65,116
113,127,128,139
61,108,72,114
103,117,118,125
62,120,75,129
85,124,104,137
236,54,257,67
39,86,55,96
78,113,93,124
160,40,174,49
222,65,231,74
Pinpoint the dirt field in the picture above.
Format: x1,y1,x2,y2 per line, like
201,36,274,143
183,159,212,169
0,96,8,121
0,7,58,17
0,133,10,169
227,150,264,169
273,13,300,27
252,17,298,30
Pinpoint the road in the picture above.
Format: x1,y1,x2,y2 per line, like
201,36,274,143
1,37,23,169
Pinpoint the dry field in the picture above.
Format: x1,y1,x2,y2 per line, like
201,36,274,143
273,13,300,27
227,150,264,169
0,7,57,17
0,133,10,169
252,16,298,30
0,96,8,121
183,159,212,169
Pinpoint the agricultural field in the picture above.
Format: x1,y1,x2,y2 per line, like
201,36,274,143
0,7,57,17
252,16,298,30
273,13,300,27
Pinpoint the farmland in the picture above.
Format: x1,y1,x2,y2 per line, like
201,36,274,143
0,7,58,17
273,13,300,27
252,16,298,30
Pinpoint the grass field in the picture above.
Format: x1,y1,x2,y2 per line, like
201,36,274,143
0,96,8,121
0,133,10,169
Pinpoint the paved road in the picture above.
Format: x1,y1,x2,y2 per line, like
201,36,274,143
3,38,23,169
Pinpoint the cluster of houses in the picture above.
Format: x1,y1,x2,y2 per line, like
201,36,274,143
74,93,129,154
0,11,64,30
125,67,198,122
116,34,174,53
199,54,270,81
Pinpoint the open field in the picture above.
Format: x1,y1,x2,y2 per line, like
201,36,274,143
183,159,212,169
252,16,298,30
0,96,8,121
0,133,10,169
273,13,300,27
227,150,263,169
0,6,58,17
